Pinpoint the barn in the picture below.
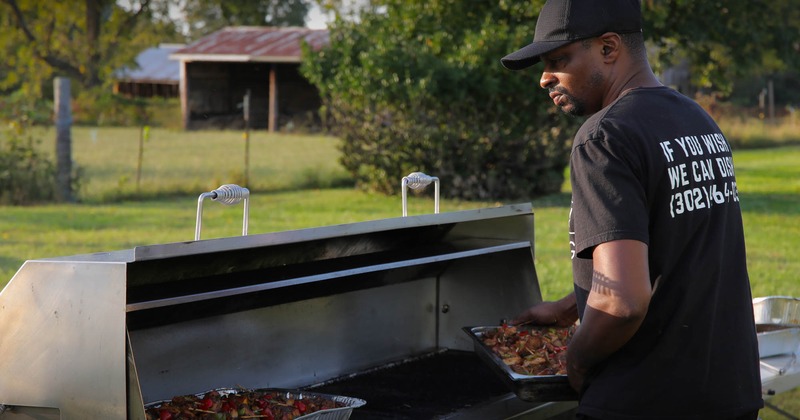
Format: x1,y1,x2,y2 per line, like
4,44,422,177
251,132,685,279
169,27,329,131
114,43,183,98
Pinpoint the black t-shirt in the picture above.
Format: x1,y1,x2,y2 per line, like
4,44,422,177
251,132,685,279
568,87,762,419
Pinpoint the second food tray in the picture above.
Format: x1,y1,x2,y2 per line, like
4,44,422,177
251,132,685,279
462,325,578,402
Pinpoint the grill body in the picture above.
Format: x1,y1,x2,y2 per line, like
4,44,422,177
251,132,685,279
0,203,578,419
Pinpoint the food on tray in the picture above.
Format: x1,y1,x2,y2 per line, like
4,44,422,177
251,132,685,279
756,324,789,333
481,324,576,376
145,389,345,420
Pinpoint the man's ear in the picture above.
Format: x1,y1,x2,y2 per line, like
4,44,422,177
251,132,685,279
598,32,621,61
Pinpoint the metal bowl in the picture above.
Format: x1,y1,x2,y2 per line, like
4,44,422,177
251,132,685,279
753,296,800,327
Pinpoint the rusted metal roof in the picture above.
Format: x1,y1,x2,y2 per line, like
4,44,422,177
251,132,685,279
170,26,329,63
115,43,183,83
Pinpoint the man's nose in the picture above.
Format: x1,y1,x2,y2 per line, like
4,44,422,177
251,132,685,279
540,71,556,89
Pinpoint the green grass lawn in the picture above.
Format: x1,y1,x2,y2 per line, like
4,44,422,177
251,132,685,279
32,126,354,202
1,128,798,416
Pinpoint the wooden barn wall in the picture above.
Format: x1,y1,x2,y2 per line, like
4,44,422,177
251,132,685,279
275,63,322,129
114,81,179,98
185,61,321,130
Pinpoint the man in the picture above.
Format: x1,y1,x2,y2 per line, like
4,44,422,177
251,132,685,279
501,0,763,418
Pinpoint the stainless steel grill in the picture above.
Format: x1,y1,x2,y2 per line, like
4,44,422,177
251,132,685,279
0,203,578,419
754,296,800,407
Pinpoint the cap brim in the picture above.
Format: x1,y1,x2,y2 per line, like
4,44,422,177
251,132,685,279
501,39,573,70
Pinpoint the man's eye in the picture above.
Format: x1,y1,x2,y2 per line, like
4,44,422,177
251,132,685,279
547,57,564,67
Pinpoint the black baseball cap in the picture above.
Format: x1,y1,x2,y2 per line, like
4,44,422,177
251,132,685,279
501,0,643,70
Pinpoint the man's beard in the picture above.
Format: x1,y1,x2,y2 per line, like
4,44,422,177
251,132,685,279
553,71,604,117
552,88,587,116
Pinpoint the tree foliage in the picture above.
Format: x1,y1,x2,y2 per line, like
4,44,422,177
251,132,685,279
0,0,181,97
301,0,580,200
302,0,800,200
180,0,312,39
643,0,800,95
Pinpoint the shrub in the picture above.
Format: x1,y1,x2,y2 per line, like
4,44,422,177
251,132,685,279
65,87,180,129
302,0,581,200
0,90,53,126
0,123,58,205
0,107,82,205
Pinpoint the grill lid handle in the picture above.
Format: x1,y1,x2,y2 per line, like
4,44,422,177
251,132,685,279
195,184,250,240
401,172,440,217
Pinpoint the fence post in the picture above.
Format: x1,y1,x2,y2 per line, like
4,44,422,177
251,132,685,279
54,77,74,203
243,89,251,187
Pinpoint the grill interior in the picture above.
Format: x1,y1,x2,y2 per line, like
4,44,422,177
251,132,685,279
308,350,509,419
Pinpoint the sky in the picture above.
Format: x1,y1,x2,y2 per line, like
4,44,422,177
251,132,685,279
306,3,333,29
307,0,371,29
117,0,368,29
125,1,337,34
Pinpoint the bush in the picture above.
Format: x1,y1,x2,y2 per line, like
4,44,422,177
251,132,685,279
72,89,181,128
302,0,581,200
0,90,53,126
0,97,82,205
0,123,59,205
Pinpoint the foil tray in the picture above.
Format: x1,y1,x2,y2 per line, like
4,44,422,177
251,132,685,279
462,326,578,402
145,388,366,420
753,296,800,326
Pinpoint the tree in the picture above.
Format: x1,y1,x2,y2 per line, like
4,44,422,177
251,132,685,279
301,0,580,200
0,0,181,97
180,0,312,39
643,0,800,95
303,0,800,200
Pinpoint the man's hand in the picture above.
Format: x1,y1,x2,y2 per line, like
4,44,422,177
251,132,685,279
511,292,579,328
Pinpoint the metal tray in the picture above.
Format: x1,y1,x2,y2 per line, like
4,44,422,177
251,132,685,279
753,296,800,326
462,326,578,402
757,325,800,358
145,388,366,420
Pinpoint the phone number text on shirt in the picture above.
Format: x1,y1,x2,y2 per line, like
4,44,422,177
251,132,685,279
669,180,739,218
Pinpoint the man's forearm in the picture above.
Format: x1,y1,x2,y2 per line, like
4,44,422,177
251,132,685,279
567,240,651,391
566,303,646,390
